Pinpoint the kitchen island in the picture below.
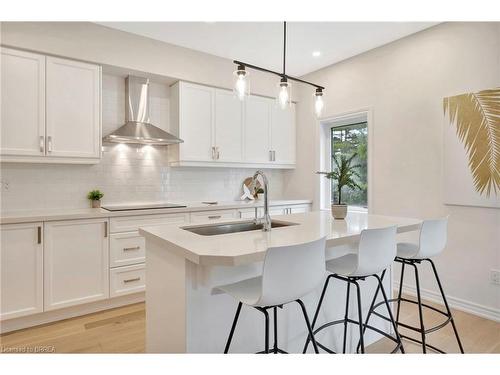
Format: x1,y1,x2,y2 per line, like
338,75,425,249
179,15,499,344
139,211,421,353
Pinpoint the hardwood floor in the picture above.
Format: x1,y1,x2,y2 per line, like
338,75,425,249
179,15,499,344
1,297,498,353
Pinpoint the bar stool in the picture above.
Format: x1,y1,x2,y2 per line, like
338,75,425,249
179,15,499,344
215,237,327,354
303,226,404,354
363,217,464,353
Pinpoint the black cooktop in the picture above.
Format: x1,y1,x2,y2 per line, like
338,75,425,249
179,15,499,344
102,203,187,212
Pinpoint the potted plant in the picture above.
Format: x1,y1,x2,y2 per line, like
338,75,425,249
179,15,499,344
254,187,265,199
87,189,104,208
317,153,362,219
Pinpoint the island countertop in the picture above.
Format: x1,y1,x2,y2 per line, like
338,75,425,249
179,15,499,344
139,211,422,266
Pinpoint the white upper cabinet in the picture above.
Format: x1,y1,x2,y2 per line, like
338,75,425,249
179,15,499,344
173,82,214,162
243,95,272,163
170,81,295,168
44,218,109,311
270,103,296,165
0,223,43,320
0,48,45,157
0,47,101,164
46,57,101,159
215,89,243,162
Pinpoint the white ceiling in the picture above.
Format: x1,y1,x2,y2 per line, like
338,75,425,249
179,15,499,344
97,22,438,76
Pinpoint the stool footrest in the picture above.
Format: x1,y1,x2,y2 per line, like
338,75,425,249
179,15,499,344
311,318,403,354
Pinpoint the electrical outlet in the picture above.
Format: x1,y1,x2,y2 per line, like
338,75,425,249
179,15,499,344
491,269,500,285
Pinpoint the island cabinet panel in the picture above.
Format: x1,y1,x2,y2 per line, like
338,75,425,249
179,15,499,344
0,223,44,320
0,48,45,157
43,218,109,311
110,213,189,233
190,209,238,223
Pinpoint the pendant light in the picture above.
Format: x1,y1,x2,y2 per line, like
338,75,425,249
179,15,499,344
233,64,249,100
233,22,325,117
314,88,324,117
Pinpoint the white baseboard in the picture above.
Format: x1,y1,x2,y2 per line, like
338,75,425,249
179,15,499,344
395,282,500,323
0,292,145,334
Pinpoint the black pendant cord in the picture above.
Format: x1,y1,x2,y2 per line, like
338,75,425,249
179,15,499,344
233,21,324,91
283,21,286,77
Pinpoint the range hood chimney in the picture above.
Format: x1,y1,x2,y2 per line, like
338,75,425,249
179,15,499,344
103,76,183,145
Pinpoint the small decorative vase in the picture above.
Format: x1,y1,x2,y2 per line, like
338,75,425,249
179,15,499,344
331,204,347,220
91,200,101,208
255,193,263,200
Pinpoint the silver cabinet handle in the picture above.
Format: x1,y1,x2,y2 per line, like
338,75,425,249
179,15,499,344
37,226,42,244
123,246,141,251
273,151,276,161
216,146,220,160
47,136,53,152
123,277,140,283
39,136,45,153
211,146,216,160
269,150,273,161
104,221,108,238
208,215,222,219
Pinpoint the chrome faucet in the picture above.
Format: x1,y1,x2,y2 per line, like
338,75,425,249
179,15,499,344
252,170,272,231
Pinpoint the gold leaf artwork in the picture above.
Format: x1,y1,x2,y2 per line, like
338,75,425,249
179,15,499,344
443,88,500,197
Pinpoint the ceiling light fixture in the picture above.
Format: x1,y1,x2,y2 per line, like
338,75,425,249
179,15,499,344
312,51,321,57
233,21,325,118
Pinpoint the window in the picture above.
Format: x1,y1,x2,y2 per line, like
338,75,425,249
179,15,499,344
330,122,368,209
319,112,370,212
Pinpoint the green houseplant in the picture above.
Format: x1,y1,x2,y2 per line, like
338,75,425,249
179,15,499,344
87,190,104,208
317,153,362,219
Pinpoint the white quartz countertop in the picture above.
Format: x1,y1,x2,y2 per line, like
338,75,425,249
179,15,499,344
139,211,422,266
0,199,311,224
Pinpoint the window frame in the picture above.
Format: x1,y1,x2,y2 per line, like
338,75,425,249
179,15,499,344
318,109,373,213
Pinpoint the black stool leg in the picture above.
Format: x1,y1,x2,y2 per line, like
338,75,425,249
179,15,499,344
296,299,319,353
273,306,278,354
426,259,464,353
396,261,406,324
263,308,270,354
374,274,405,353
303,274,332,353
342,282,351,353
224,302,242,353
356,269,386,353
411,263,426,353
353,280,365,353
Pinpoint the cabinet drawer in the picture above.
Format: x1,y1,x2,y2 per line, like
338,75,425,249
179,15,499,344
110,232,145,268
190,209,237,223
110,264,145,298
110,213,189,233
238,208,257,219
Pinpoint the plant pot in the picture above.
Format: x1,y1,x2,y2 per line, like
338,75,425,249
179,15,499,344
255,193,263,200
331,204,347,220
91,200,101,208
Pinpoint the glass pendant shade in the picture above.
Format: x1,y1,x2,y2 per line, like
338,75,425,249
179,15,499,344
233,66,249,100
314,89,324,118
276,79,291,109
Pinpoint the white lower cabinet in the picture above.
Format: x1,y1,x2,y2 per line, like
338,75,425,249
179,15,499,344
0,223,43,320
110,264,145,298
43,218,109,311
110,231,146,268
190,209,237,223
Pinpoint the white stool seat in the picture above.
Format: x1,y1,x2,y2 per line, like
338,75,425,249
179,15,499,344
326,254,358,276
215,276,262,306
397,242,420,259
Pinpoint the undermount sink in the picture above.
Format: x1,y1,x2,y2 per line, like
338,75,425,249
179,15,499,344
181,220,297,236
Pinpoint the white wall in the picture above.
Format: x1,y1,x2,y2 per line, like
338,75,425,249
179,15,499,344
0,22,285,210
286,22,500,318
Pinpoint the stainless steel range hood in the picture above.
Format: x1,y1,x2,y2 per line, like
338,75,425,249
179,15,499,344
103,76,183,145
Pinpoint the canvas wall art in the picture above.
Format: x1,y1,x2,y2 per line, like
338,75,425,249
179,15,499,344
443,88,500,208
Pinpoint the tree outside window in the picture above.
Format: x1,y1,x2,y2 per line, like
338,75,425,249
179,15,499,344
331,122,368,208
